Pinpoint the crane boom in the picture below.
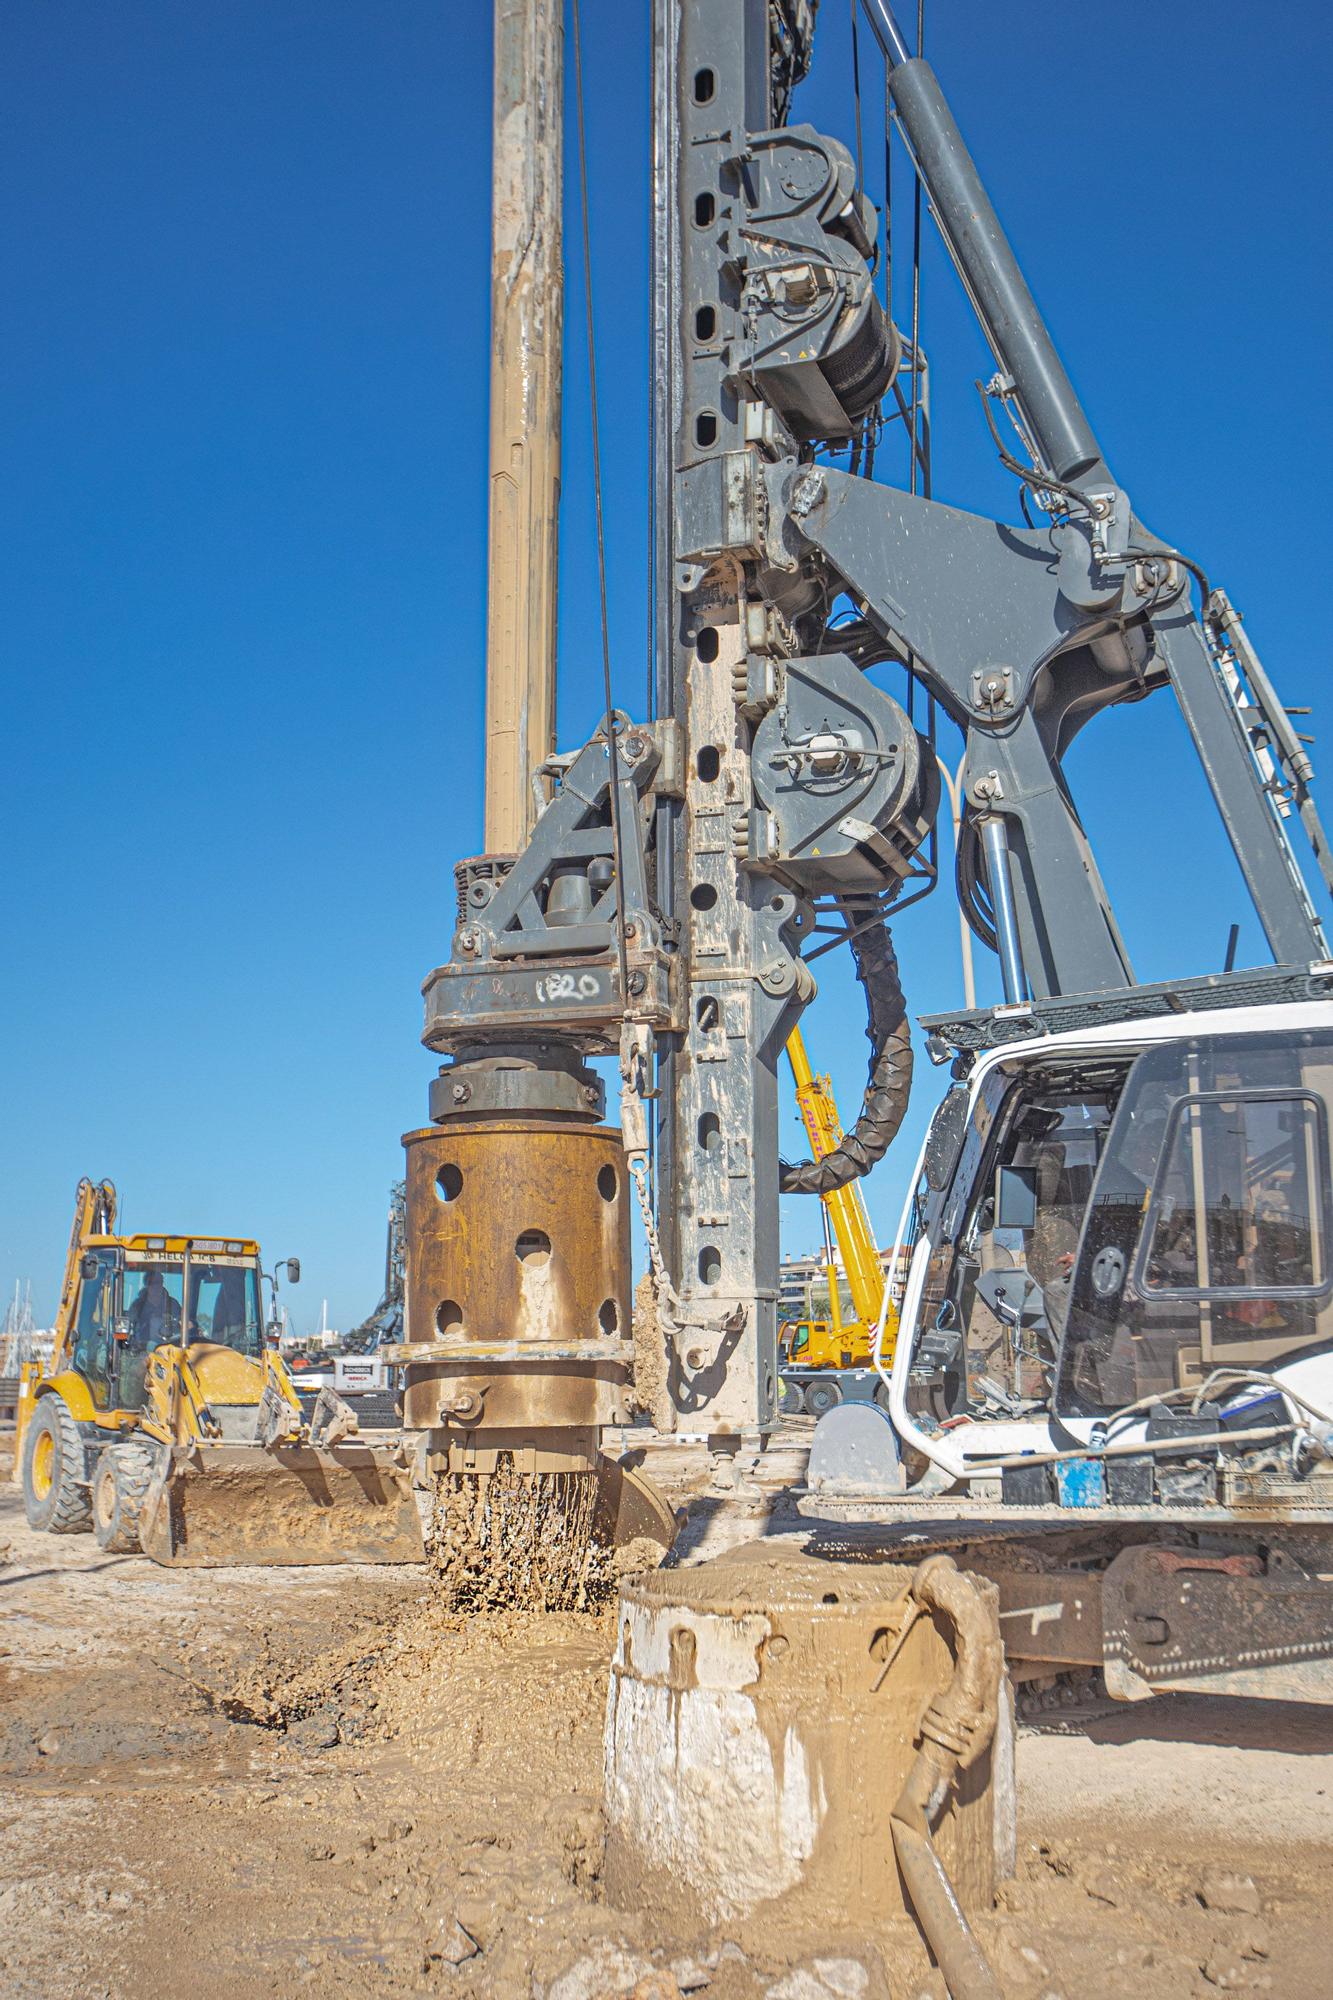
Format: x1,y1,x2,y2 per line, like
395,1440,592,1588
785,1027,885,1336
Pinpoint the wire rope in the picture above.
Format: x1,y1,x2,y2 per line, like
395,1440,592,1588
571,0,632,1016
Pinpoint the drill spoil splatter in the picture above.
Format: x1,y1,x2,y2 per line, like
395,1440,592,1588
426,1457,611,1613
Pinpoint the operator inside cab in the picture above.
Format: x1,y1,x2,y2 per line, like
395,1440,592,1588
119,1265,184,1406
128,1267,182,1346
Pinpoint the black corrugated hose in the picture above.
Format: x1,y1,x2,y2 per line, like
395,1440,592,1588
779,912,913,1195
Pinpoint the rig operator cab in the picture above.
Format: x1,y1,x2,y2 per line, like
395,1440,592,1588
892,1006,1333,1488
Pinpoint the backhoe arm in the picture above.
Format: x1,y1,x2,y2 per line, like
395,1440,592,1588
51,1176,116,1370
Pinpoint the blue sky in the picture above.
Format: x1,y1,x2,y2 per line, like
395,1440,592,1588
3,0,1330,1330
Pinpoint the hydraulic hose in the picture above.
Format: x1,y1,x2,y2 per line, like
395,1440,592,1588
954,814,1000,958
889,1557,1005,2000
780,913,912,1194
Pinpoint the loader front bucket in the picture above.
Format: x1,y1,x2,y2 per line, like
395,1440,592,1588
138,1440,425,1567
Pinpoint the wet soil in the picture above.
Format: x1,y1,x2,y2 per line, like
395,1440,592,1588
2,1442,1331,1999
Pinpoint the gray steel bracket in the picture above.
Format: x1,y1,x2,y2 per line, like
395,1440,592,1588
778,461,1326,992
421,718,683,1054
469,721,668,960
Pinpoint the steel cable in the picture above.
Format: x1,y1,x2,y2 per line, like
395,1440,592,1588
571,0,632,1015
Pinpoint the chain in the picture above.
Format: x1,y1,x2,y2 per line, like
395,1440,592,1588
626,1148,681,1319
618,1019,682,1320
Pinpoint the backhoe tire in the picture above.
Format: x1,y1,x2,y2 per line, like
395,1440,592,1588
22,1396,92,1535
91,1443,157,1554
805,1380,842,1418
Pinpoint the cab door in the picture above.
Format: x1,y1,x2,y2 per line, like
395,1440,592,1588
1055,1030,1333,1415
71,1251,118,1409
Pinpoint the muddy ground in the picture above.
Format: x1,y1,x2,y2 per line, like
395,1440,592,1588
2,1442,1331,2000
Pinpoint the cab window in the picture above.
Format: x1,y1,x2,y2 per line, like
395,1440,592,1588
1142,1092,1325,1298
72,1253,117,1409
1056,1032,1333,1417
911,1060,1127,1422
188,1264,263,1357
122,1266,184,1346
117,1264,184,1409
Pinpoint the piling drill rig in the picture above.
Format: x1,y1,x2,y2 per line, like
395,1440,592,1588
399,0,1333,1685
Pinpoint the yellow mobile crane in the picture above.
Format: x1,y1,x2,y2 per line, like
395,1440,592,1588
779,1026,898,1416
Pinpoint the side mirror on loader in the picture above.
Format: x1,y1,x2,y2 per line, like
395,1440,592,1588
80,1252,100,1280
283,1258,301,1285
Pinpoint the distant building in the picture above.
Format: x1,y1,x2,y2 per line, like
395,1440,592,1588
778,1245,911,1322
778,1253,823,1319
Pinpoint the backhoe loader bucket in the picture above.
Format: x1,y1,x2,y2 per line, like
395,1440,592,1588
137,1440,425,1567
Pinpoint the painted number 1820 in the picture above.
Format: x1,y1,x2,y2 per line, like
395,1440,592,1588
535,972,602,1004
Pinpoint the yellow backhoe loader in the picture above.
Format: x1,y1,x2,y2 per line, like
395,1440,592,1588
15,1177,423,1566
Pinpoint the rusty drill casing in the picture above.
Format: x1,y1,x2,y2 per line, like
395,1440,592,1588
396,1119,632,1471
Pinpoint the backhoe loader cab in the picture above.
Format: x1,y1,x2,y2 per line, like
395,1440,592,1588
18,1179,423,1566
71,1238,267,1415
